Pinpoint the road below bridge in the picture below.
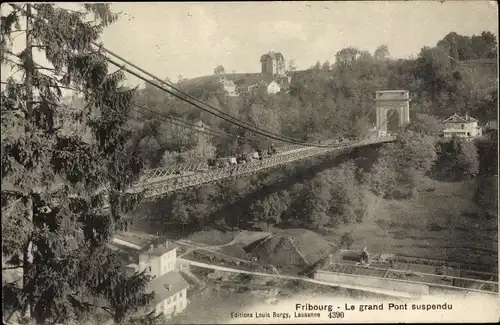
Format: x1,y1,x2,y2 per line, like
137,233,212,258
178,257,415,298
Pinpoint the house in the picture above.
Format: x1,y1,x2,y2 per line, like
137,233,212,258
260,51,286,76
220,78,238,97
266,80,282,94
265,76,290,94
335,48,361,65
244,74,291,95
484,120,498,131
442,113,482,140
111,235,189,320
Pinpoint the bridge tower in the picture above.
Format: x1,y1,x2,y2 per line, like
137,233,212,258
375,90,410,132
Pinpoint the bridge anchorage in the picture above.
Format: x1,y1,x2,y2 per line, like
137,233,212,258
375,90,410,133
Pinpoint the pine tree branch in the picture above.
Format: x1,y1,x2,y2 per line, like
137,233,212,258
70,295,115,318
1,81,79,92
3,50,59,74
7,3,25,11
1,56,22,68
1,197,24,219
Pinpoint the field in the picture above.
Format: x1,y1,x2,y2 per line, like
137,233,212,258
323,177,498,267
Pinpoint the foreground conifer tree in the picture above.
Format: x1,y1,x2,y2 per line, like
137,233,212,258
1,3,161,324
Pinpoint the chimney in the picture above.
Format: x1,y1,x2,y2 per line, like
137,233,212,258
164,240,169,248
164,284,172,291
149,244,154,251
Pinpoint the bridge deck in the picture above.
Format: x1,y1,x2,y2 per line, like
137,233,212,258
119,136,396,205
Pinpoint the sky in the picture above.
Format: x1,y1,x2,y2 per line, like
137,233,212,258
1,1,498,89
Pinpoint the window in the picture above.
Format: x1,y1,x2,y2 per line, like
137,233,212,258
467,132,471,136
173,294,177,301
461,124,465,129
167,297,171,304
179,291,183,298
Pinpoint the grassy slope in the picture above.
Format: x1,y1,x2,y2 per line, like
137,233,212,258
324,177,497,266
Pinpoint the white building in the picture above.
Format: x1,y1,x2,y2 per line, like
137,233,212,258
442,113,482,140
266,80,282,94
260,51,286,76
221,78,238,97
113,237,189,320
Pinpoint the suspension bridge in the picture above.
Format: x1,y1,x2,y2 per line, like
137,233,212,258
8,4,409,208
111,135,397,205
2,8,498,325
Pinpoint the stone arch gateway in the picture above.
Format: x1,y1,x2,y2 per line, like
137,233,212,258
375,90,410,132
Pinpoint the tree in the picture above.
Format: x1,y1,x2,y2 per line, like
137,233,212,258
313,60,321,72
392,133,438,173
250,191,291,231
480,31,497,58
407,113,442,136
368,156,399,197
366,132,437,198
339,232,354,249
1,4,154,324
374,45,390,61
475,131,498,175
334,47,359,65
213,65,225,76
414,46,453,107
321,60,331,71
435,137,480,180
474,175,498,217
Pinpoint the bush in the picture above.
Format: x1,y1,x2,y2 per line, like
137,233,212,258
367,132,437,198
340,232,354,249
434,137,479,180
474,175,498,217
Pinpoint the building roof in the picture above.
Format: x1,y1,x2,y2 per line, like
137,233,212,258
276,76,290,89
114,232,158,248
148,271,189,305
377,90,409,93
485,121,498,129
267,80,281,88
443,129,468,133
443,113,478,123
260,51,285,62
141,242,179,257
110,234,179,261
266,77,290,91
